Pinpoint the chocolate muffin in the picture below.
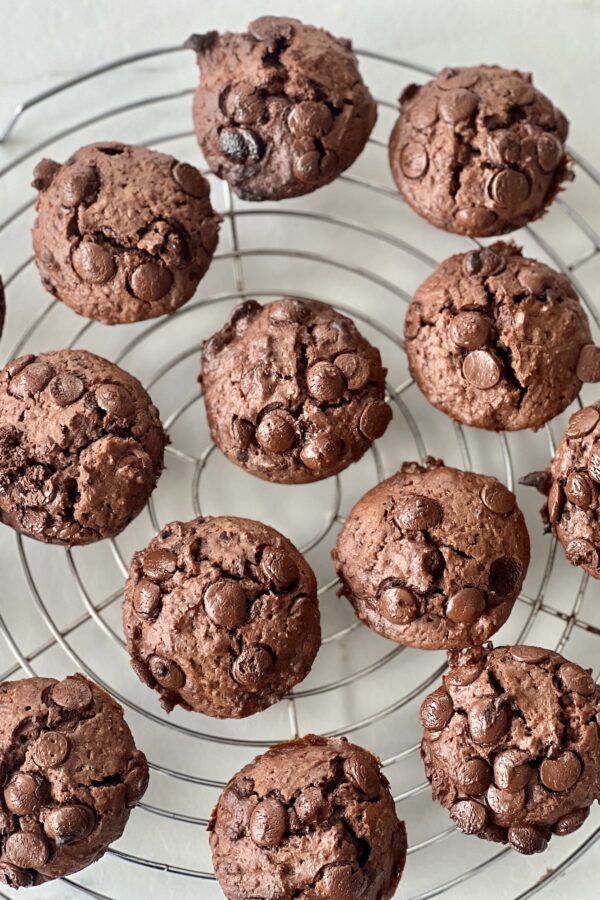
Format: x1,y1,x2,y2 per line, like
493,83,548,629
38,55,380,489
405,242,593,431
32,142,221,324
209,734,407,899
525,403,600,578
389,65,570,236
185,16,377,201
0,349,167,545
123,516,320,717
421,644,600,854
0,674,148,887
333,458,530,650
201,298,392,484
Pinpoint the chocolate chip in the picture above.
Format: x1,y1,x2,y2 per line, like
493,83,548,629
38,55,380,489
486,784,525,817
468,699,509,743
318,149,338,179
446,588,486,624
44,804,95,844
249,797,287,848
548,481,565,524
450,799,487,834
537,133,563,172
334,353,371,390
558,662,595,696
124,761,149,806
488,557,523,599
317,863,355,899
288,101,333,138
451,311,491,350
553,807,590,836
143,549,177,581
454,207,497,233
444,663,483,686
378,585,419,624
540,750,581,792
489,169,530,208
256,410,296,453
306,362,345,402
566,407,600,439
438,89,478,123
224,82,265,126
218,127,264,162
508,825,548,854
7,354,36,378
394,494,443,531
204,581,248,628
344,753,380,797
576,344,600,383
510,645,549,663
300,433,343,471
420,688,453,730
408,92,438,128
565,470,595,508
33,731,70,768
400,142,429,179
358,400,392,441
588,442,600,483
261,547,298,589
231,417,254,449
456,758,492,796
32,158,61,191
95,383,134,418
463,248,506,278
0,864,33,888
130,262,173,302
566,537,598,568
462,350,502,389
4,773,43,815
9,361,54,398
4,832,49,869
72,242,115,284
294,150,321,184
60,166,99,207
488,132,522,165
52,676,93,711
249,15,297,42
493,750,531,792
172,161,210,198
132,578,162,619
480,482,516,515
149,656,185,690
232,645,274,691
48,374,85,407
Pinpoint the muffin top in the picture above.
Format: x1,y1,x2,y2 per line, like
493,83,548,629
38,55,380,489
201,298,392,484
0,675,147,887
334,458,530,650
421,644,600,854
389,65,570,236
123,516,320,718
186,15,376,200
405,242,593,431
0,349,167,545
32,142,221,324
209,734,407,899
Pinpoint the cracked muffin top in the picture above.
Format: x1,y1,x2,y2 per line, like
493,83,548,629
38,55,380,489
333,458,530,650
389,65,570,237
0,675,148,888
209,734,407,899
123,516,320,718
526,403,600,579
185,15,377,201
405,242,594,432
0,349,167,545
421,644,600,854
32,142,221,324
200,297,392,484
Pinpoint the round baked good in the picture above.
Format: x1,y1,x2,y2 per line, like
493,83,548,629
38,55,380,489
209,734,407,899
32,142,221,324
421,644,600,854
201,297,392,484
0,349,167,545
185,16,377,201
526,402,600,578
333,458,530,650
405,242,593,431
389,65,570,236
123,516,320,717
0,674,148,887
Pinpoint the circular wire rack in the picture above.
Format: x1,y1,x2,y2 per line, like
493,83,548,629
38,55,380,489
1,43,600,900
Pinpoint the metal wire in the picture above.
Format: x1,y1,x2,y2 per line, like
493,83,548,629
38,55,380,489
0,44,599,899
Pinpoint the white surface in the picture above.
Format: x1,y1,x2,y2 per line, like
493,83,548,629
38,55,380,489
0,1,599,898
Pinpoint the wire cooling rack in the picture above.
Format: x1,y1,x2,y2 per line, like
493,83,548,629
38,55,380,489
0,43,600,900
